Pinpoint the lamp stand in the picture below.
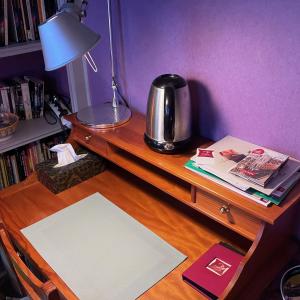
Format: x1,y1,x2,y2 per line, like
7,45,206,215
77,0,131,128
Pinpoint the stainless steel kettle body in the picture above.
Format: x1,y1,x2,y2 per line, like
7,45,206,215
144,74,192,153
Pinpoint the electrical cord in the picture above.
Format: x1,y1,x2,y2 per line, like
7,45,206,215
43,94,72,142
112,77,130,108
44,109,58,125
57,118,70,142
280,265,300,299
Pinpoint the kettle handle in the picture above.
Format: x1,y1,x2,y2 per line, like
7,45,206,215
164,86,175,142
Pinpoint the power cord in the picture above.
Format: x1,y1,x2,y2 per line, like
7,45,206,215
44,109,58,125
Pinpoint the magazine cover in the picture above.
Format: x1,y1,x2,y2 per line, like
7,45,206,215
191,136,299,196
229,148,289,187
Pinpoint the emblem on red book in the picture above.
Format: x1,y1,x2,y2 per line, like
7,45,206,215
206,258,231,276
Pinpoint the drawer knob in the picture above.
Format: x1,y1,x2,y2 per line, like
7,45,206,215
220,205,230,214
85,135,92,141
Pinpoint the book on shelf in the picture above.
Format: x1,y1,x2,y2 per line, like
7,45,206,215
0,82,17,114
16,0,28,42
37,0,46,23
0,156,8,187
182,242,244,299
0,0,4,46
24,76,45,118
0,0,8,46
10,154,20,184
229,148,289,187
19,0,28,41
30,0,40,40
12,77,32,120
21,0,36,41
37,0,59,23
0,83,10,112
7,0,18,43
191,136,300,196
10,0,27,43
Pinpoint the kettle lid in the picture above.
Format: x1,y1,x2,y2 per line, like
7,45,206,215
152,74,186,89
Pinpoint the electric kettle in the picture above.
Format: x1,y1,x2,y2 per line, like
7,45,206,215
144,74,192,153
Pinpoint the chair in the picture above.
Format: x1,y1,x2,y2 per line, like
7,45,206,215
0,218,59,300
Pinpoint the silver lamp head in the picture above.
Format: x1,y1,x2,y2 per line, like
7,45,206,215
38,11,100,71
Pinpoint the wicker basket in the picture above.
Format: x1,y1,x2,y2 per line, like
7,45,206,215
0,112,19,141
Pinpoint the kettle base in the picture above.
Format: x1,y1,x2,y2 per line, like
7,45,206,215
144,134,191,154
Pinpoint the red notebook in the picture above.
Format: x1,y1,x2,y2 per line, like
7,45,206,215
182,243,244,299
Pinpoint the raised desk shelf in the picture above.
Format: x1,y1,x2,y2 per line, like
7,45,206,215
65,111,300,299
66,112,300,225
0,118,62,154
108,145,192,203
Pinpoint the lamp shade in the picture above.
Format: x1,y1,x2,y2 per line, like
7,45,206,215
38,12,100,71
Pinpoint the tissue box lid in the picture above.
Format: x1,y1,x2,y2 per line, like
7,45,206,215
36,149,106,194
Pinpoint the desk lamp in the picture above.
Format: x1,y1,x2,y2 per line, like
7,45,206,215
39,0,131,128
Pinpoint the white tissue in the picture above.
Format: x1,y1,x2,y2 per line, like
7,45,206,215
50,143,87,168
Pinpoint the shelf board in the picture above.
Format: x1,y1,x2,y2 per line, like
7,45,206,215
0,41,42,58
0,118,62,153
108,146,192,203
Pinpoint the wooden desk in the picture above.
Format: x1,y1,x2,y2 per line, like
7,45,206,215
1,111,299,299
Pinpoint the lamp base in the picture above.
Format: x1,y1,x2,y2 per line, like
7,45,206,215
76,103,131,129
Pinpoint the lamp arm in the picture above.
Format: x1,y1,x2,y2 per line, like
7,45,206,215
107,0,120,107
107,0,116,80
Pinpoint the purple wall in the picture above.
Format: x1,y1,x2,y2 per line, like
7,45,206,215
0,51,70,97
86,0,300,159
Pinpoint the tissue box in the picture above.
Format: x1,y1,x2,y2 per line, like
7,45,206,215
36,148,106,194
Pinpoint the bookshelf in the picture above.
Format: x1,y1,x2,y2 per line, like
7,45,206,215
0,41,42,58
0,0,90,188
0,118,62,154
0,41,62,154
0,39,90,189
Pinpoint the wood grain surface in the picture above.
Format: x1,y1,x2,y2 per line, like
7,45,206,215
0,166,250,299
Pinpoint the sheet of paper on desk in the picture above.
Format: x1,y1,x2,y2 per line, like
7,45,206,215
21,192,186,300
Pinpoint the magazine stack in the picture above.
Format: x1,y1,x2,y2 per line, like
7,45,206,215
185,136,300,207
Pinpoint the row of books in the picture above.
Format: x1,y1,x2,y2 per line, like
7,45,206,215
185,136,300,207
0,0,66,46
0,132,65,189
0,76,45,120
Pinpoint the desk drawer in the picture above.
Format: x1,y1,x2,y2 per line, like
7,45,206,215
194,188,261,241
72,126,108,157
